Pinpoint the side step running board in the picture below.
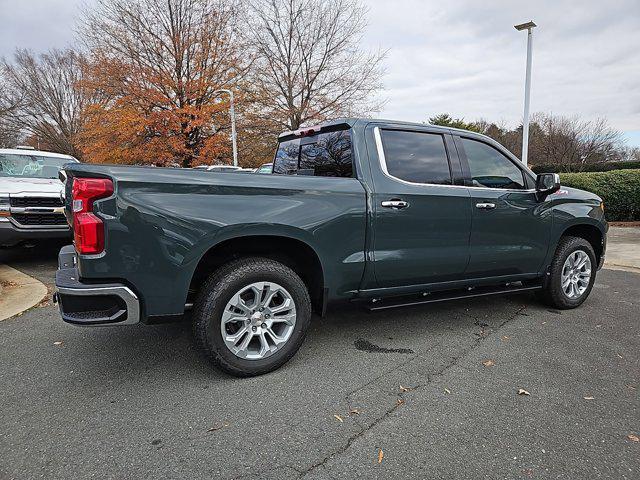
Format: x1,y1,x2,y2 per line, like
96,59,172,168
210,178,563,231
366,283,542,312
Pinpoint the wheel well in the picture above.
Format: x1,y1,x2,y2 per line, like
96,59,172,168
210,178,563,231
561,224,604,264
188,235,325,313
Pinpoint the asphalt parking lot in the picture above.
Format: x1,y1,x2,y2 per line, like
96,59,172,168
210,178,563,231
1,243,639,479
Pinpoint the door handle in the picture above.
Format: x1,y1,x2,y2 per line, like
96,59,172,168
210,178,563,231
381,199,409,209
475,202,496,210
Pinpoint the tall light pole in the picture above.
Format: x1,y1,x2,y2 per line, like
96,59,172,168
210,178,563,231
515,21,536,167
213,89,238,167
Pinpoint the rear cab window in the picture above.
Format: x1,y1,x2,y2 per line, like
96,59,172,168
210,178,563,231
273,128,353,178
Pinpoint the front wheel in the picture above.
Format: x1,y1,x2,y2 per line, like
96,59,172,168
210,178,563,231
538,236,597,309
193,257,312,377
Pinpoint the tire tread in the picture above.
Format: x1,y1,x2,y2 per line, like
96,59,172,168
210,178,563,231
538,235,596,309
193,257,311,377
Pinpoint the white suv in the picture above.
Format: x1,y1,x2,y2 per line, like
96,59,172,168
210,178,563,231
0,147,79,247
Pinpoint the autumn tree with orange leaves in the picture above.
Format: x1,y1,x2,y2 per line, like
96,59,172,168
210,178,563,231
78,0,250,167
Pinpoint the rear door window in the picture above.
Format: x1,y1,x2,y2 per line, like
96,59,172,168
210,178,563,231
380,130,452,185
273,129,353,177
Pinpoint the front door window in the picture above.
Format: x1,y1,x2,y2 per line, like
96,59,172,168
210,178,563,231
460,138,525,190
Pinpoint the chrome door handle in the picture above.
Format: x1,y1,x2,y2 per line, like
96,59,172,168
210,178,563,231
381,199,409,209
475,202,496,210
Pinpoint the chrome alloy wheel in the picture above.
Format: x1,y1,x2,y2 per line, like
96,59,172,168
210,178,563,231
561,250,592,299
220,281,297,360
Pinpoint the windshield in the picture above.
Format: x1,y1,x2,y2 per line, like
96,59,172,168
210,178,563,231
0,154,75,179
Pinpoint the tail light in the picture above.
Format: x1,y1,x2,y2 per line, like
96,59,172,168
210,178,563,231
72,178,114,255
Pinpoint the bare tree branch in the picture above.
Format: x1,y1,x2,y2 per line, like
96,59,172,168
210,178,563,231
1,49,85,156
246,0,386,130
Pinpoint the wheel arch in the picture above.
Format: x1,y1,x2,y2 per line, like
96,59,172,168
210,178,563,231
559,223,605,265
188,234,326,314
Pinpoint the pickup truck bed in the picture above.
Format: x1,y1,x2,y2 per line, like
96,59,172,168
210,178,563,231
59,163,367,319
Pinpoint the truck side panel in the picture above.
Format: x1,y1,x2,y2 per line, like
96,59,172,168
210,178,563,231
64,165,367,317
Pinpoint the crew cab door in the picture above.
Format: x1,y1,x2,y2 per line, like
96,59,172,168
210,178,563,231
454,135,552,277
366,124,472,288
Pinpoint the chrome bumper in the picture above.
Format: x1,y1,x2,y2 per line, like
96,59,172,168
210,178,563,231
54,245,140,326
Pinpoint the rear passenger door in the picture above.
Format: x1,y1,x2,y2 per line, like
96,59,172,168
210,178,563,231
367,125,472,288
455,135,552,277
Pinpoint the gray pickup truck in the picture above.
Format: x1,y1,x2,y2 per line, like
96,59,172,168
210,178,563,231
55,118,607,376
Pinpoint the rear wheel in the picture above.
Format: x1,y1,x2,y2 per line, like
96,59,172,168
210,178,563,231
538,236,596,309
193,257,312,377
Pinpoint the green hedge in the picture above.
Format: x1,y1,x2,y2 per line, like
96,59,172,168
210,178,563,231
559,169,640,221
532,160,640,174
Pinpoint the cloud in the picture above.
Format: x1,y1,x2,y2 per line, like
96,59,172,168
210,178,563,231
1,0,638,143
363,0,640,134
0,0,86,58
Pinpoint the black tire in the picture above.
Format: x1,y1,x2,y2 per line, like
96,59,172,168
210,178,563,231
193,257,312,377
537,236,597,309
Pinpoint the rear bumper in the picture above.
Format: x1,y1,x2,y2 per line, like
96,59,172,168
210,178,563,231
54,245,140,326
0,220,70,247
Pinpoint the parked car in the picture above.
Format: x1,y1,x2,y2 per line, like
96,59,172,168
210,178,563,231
0,148,79,247
194,165,254,173
255,162,273,174
54,118,606,377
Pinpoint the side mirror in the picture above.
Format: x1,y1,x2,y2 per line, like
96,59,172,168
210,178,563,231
535,172,560,200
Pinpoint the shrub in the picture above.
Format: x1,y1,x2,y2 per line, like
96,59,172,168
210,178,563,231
532,160,640,174
559,169,640,222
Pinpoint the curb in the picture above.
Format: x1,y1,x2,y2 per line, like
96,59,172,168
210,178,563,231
0,265,48,321
603,263,640,274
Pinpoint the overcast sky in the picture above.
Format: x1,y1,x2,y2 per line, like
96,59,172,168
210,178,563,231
1,0,638,145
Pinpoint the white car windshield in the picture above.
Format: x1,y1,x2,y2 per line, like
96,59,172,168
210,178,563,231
0,154,73,179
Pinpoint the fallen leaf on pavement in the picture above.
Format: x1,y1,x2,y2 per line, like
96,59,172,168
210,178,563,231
349,408,360,415
399,385,411,392
377,448,384,464
444,388,451,394
517,388,530,396
396,398,405,406
207,422,229,432
482,359,495,367
38,300,51,308
333,414,343,423
583,396,595,400
53,341,63,346
628,434,639,443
